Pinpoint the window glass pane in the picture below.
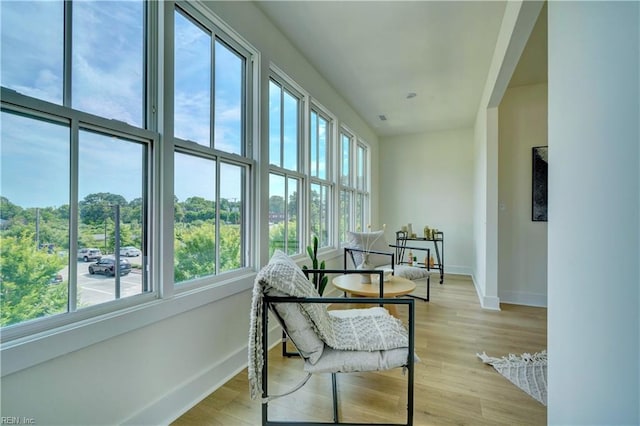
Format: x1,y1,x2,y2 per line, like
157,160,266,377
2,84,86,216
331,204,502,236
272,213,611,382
1,110,70,327
282,90,298,171
1,1,63,104
214,40,243,155
287,177,300,255
357,145,365,191
73,1,144,127
310,112,318,177
317,115,328,180
339,189,351,243
268,173,285,257
268,174,301,256
310,111,328,180
219,162,243,272
355,192,364,234
174,152,216,283
310,183,329,248
341,134,351,186
174,9,211,146
77,129,147,306
268,80,281,167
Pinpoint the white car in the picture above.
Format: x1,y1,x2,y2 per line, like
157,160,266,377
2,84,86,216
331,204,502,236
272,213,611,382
119,246,141,257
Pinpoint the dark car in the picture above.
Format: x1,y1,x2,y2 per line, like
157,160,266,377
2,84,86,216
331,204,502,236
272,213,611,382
88,257,131,277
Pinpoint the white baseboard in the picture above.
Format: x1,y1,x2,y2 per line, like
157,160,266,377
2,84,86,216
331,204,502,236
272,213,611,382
471,274,501,311
499,291,547,308
443,265,473,276
122,325,282,426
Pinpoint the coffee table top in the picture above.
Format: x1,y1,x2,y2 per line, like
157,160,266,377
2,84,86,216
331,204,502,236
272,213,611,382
332,274,416,298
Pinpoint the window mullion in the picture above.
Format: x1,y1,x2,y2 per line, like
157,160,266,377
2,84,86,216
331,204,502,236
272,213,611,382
283,174,289,252
210,35,216,149
146,0,158,131
215,159,221,275
280,87,285,168
63,0,72,107
68,118,80,313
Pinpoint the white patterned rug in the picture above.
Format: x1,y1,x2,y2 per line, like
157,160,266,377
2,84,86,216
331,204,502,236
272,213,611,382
477,350,547,406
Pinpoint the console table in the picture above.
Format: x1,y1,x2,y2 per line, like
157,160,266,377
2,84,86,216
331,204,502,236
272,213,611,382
393,230,445,284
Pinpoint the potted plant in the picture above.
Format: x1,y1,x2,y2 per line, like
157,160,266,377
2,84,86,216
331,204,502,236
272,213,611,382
302,235,328,295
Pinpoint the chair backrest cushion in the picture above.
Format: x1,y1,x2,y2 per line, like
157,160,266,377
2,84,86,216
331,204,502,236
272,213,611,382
347,231,391,267
258,250,409,353
258,250,325,364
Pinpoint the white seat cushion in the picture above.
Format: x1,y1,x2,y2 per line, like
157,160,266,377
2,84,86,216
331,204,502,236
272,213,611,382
304,346,413,374
380,264,434,281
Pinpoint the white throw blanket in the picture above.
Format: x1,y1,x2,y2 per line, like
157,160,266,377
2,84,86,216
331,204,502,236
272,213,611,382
248,250,409,400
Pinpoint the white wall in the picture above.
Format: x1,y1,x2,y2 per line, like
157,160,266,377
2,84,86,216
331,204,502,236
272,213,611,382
498,83,548,307
471,0,543,311
379,128,474,275
548,2,639,423
0,1,378,424
1,290,257,425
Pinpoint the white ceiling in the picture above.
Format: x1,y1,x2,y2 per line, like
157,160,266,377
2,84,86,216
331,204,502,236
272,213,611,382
255,1,510,138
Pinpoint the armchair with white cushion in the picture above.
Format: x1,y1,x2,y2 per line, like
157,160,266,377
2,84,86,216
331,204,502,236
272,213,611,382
248,250,416,425
345,230,435,300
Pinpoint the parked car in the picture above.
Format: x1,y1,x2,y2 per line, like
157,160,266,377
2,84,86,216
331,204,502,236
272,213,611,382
119,246,141,257
49,273,63,284
88,257,132,277
77,248,103,262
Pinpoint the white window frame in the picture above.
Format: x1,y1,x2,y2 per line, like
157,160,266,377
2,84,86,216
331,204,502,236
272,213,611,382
171,1,256,290
0,0,261,377
338,126,371,243
267,68,306,256
308,101,336,249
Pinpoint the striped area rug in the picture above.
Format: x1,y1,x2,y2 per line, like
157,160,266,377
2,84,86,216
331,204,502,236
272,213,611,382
477,350,547,406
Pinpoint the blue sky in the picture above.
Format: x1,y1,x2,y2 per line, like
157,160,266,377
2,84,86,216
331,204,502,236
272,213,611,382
1,1,243,208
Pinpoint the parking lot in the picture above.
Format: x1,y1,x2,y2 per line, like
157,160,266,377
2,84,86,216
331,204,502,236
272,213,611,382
59,256,146,307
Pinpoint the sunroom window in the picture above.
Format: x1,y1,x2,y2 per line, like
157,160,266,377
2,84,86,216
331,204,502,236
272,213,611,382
309,108,332,248
268,77,304,256
339,130,370,242
172,4,251,286
0,0,152,337
0,104,153,332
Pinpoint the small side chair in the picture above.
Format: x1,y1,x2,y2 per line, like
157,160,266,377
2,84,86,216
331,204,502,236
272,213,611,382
248,250,416,426
345,230,435,300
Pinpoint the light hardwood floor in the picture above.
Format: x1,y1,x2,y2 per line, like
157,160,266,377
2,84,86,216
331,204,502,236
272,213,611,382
172,275,547,425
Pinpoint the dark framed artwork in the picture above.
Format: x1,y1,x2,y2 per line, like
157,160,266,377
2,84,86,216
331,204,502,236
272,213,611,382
532,146,548,221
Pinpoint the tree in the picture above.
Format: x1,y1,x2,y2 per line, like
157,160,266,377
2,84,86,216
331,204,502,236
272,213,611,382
0,196,23,221
0,231,67,326
269,195,284,215
288,190,298,219
219,224,241,272
182,196,215,223
124,197,143,224
174,195,185,223
174,223,216,282
79,192,127,225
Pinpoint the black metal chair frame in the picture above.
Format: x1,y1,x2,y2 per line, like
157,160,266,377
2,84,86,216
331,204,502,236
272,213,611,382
343,247,395,273
262,269,415,426
344,247,431,302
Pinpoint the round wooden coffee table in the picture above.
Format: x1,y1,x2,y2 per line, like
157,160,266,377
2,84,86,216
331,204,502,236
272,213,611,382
332,274,416,317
